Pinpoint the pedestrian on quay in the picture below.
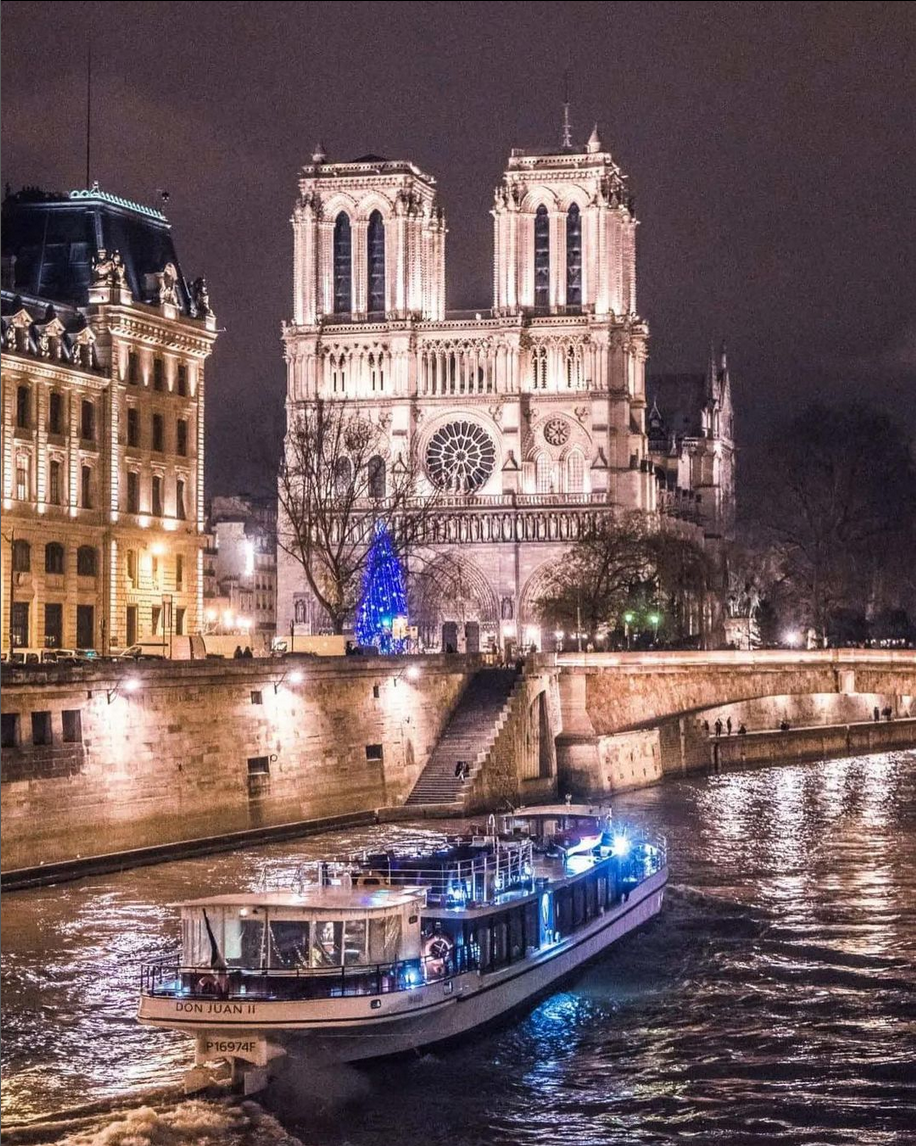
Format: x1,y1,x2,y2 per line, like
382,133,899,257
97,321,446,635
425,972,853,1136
882,706,893,721
243,646,253,658
462,762,471,780
726,717,733,736
702,719,710,736
714,718,723,738
873,706,880,722
454,761,464,779
738,723,747,735
233,646,243,659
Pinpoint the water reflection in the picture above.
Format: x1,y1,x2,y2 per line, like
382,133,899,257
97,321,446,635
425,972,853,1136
1,751,914,1144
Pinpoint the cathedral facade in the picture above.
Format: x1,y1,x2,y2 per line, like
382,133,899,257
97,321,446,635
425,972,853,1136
277,129,734,651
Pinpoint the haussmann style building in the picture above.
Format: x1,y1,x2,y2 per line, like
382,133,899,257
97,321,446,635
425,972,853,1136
1,186,217,654
277,126,735,652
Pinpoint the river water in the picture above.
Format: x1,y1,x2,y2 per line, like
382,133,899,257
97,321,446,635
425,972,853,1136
2,751,915,1145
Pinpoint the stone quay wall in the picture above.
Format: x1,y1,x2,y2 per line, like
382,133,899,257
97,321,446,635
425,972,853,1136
712,719,916,771
0,656,475,870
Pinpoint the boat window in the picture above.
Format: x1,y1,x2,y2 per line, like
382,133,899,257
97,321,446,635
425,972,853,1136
573,883,586,927
224,914,267,967
182,915,211,966
508,908,525,963
311,920,343,967
268,921,310,968
493,919,508,968
369,914,402,963
344,919,367,965
586,877,598,920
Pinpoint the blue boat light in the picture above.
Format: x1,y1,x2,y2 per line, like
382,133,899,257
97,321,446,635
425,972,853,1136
612,834,631,857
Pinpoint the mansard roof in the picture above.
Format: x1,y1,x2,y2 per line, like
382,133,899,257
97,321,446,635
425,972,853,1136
1,185,196,316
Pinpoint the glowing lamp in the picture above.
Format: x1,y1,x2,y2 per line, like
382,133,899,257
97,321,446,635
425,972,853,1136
648,613,660,626
783,630,801,647
405,664,420,681
612,835,631,857
288,670,304,684
205,608,217,623
151,541,165,556
123,678,141,693
624,612,635,624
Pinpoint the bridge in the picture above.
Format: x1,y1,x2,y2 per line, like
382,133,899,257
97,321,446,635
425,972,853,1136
406,649,916,812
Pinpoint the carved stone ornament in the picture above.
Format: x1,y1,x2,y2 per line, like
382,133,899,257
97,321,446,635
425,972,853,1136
91,248,127,288
543,418,570,446
157,263,179,307
574,406,589,423
191,277,212,316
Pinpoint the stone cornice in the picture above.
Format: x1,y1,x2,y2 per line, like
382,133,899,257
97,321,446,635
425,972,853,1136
1,351,110,390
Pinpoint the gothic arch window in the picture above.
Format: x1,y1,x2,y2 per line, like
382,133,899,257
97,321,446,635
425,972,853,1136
535,453,552,494
566,449,585,493
534,205,550,308
334,456,352,495
368,455,386,499
531,347,548,390
333,212,352,314
566,204,582,306
367,210,385,314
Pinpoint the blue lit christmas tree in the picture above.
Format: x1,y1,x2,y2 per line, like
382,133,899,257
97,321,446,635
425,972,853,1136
354,521,408,653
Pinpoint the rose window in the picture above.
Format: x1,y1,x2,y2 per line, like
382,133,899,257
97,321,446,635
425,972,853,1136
543,418,570,446
426,420,496,492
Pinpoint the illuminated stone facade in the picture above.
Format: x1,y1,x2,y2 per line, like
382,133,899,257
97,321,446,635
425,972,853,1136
1,187,217,652
278,132,734,649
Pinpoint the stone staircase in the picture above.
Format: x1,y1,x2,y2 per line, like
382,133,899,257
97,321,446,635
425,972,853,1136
405,668,521,809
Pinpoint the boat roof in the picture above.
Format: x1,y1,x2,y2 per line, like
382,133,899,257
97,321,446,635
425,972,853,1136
507,804,610,818
174,887,427,912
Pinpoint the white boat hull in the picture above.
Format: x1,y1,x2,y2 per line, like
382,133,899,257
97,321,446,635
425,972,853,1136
139,867,666,1066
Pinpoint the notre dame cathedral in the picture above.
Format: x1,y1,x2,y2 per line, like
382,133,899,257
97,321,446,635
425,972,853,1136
277,123,735,652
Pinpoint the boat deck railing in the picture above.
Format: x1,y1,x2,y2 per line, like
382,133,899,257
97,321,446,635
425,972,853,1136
356,838,535,905
141,947,478,1002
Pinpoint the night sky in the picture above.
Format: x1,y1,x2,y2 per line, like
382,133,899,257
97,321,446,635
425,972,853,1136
3,1,914,495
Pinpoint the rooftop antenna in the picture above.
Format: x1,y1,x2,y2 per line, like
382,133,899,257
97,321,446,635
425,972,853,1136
561,70,573,151
85,36,92,187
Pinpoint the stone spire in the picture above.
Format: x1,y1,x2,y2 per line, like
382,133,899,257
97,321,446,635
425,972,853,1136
587,124,602,153
561,72,573,151
311,141,327,163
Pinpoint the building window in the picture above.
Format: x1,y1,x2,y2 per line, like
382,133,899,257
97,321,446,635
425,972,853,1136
45,542,65,574
175,607,186,635
152,475,163,517
1,713,19,749
127,549,138,585
12,538,31,572
367,210,385,313
531,347,547,390
49,391,64,435
126,604,138,646
44,603,63,648
31,711,53,747
81,400,95,442
49,460,62,505
566,203,582,306
127,406,140,446
77,545,98,576
16,385,30,429
368,455,386,499
566,449,585,493
334,456,352,496
534,204,550,308
10,602,30,646
176,418,188,456
152,413,164,452
62,710,83,743
76,604,95,649
16,458,29,500
126,471,139,514
128,350,140,384
176,363,188,396
81,465,92,508
175,553,184,590
365,743,383,761
536,453,552,494
176,478,187,520
151,555,160,588
153,357,164,391
251,690,263,705
333,212,352,314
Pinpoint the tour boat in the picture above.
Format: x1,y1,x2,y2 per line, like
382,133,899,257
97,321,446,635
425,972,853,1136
137,805,667,1093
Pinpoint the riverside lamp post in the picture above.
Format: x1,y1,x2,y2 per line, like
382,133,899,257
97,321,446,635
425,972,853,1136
648,611,661,645
624,612,635,649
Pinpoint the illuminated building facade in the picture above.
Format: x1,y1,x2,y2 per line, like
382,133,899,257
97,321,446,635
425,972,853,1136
1,187,217,652
278,130,735,649
207,495,278,638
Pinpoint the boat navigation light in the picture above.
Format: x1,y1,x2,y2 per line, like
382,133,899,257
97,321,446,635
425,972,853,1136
406,664,420,681
612,834,631,858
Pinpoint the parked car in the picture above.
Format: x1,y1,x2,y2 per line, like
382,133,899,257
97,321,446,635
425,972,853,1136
115,643,168,661
2,648,79,665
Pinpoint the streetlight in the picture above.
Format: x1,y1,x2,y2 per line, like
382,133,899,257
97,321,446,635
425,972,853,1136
648,612,661,644
274,668,304,693
107,677,141,704
624,612,635,650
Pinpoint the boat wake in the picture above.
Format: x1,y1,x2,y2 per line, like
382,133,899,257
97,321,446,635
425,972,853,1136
0,1096,303,1146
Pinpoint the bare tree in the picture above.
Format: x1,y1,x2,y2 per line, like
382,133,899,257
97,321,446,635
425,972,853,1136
277,402,438,634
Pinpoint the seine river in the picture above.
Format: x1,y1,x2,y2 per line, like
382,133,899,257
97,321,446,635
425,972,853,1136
2,751,915,1146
